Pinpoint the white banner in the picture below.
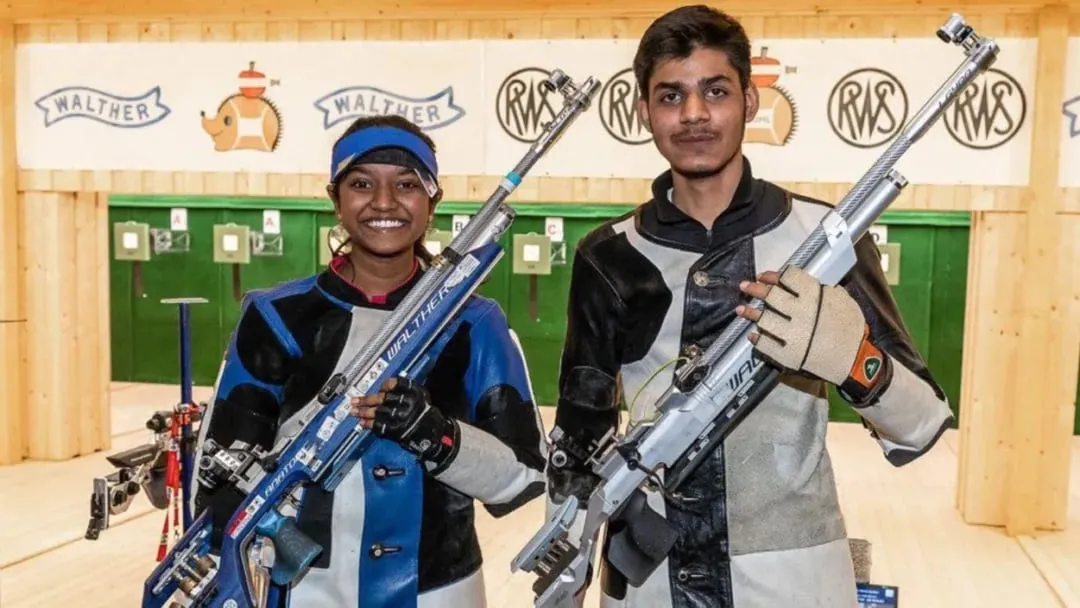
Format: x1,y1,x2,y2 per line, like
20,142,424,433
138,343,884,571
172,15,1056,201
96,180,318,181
482,39,665,180
16,41,486,177
1060,37,1080,188
747,37,1035,187
16,38,1037,187
483,38,1036,185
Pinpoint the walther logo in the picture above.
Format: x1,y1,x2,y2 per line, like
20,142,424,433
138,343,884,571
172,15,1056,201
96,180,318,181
34,85,171,128
313,86,466,131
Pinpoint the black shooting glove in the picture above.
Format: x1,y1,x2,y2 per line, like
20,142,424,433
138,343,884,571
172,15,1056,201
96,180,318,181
354,378,460,471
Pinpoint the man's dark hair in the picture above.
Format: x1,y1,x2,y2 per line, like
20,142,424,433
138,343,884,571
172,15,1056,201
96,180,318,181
633,5,752,95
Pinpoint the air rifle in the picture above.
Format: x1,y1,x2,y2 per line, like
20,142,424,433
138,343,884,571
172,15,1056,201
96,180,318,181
511,14,999,608
141,68,600,608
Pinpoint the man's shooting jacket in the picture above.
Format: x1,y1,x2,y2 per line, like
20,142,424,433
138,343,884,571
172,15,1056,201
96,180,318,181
547,157,953,608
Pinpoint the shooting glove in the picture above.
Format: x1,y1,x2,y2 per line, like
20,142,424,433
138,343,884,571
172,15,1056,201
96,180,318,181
753,265,890,405
371,378,460,471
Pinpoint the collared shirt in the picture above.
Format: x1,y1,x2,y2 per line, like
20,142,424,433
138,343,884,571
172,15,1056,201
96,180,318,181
640,156,777,253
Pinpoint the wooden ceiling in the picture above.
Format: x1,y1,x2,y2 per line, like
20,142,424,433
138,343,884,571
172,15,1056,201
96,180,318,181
3,0,1061,22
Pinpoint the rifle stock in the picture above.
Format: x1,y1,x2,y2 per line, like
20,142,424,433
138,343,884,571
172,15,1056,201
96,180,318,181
512,14,999,608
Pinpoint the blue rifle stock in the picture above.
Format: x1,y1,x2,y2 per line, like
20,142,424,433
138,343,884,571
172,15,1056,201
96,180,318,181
141,67,600,608
511,14,999,608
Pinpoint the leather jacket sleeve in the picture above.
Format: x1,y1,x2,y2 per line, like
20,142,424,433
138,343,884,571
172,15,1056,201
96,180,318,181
548,247,627,501
839,235,954,466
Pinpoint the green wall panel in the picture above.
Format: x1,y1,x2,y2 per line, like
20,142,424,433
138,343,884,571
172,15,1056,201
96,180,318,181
500,217,599,407
109,203,324,386
111,206,233,385
214,208,318,363
108,195,1001,433
109,208,136,383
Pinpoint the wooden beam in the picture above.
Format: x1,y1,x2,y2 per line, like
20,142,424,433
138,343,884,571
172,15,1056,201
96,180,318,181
0,20,21,466
73,191,111,455
22,191,73,461
956,4,1077,535
20,189,111,461
0,0,1052,23
1004,3,1074,536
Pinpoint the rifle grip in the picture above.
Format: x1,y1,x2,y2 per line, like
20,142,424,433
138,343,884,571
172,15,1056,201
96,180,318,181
606,488,677,588
255,510,323,586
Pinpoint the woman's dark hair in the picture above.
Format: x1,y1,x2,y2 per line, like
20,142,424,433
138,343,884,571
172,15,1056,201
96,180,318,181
633,5,752,95
328,114,441,265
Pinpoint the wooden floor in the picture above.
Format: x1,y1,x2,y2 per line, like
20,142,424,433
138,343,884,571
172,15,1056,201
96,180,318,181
1,382,1078,607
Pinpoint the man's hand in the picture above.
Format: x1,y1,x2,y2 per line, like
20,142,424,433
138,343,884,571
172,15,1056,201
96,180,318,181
734,266,890,404
351,378,460,468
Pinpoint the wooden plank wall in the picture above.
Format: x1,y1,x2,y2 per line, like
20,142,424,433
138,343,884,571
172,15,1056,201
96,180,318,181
17,191,111,462
1,6,1078,539
957,7,1080,537
0,21,19,465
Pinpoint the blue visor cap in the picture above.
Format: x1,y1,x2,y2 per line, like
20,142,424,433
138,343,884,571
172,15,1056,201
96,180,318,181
330,126,439,196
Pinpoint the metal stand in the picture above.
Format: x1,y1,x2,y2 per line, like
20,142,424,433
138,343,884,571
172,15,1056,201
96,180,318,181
85,296,211,543
161,297,209,530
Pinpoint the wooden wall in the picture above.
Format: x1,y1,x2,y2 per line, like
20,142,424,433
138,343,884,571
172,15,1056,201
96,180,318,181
957,7,1080,537
0,2,1078,539
0,22,18,465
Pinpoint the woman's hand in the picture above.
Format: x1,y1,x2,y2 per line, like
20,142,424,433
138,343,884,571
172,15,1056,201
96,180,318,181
351,377,460,468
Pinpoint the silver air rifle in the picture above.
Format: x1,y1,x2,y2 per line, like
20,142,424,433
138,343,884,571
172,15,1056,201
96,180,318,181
141,68,599,608
512,14,998,607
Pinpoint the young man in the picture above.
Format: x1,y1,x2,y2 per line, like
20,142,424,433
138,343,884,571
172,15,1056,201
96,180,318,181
192,115,547,607
545,6,954,608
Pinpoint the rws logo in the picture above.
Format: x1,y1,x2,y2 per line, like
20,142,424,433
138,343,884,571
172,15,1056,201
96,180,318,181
827,68,908,149
943,68,1027,150
313,86,466,131
598,68,651,145
34,86,171,128
496,68,559,143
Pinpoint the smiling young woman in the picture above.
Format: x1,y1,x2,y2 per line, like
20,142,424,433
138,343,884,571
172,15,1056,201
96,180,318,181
191,114,548,608
325,115,443,299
